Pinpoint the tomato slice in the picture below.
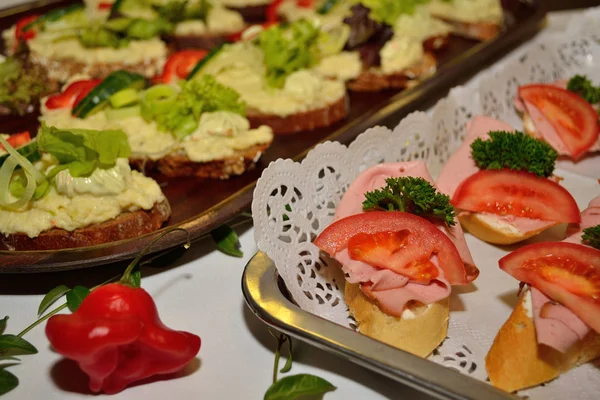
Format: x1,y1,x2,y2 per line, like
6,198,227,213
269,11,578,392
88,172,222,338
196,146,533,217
45,80,102,110
452,169,581,224
499,242,600,333
153,50,208,84
0,131,31,151
314,211,474,285
519,84,599,159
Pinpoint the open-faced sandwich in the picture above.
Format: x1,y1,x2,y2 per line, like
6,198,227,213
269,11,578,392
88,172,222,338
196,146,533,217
485,196,600,392
5,3,169,82
427,0,503,41
219,0,273,24
515,75,600,160
0,52,56,117
0,127,170,251
188,19,349,133
437,116,581,245
274,0,448,91
40,70,273,178
314,161,479,356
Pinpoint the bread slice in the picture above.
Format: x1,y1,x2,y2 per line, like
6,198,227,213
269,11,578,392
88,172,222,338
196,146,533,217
345,282,449,357
458,212,553,245
164,34,229,51
486,293,600,393
246,94,349,134
226,4,269,24
130,142,271,179
434,18,500,41
347,52,437,92
0,200,171,251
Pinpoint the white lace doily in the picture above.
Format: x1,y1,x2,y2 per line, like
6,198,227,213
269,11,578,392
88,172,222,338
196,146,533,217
252,8,600,399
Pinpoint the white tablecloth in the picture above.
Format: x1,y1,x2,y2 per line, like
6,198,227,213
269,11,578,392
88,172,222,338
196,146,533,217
0,6,584,400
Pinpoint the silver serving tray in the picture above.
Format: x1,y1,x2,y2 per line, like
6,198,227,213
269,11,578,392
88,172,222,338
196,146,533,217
242,251,518,400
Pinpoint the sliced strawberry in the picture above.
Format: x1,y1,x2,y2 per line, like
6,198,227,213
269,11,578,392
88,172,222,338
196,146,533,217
0,131,30,151
314,211,476,285
348,231,439,284
452,169,581,223
500,242,600,333
519,84,599,159
45,80,102,110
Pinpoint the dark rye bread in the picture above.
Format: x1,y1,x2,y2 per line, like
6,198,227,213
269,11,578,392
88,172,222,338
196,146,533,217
247,94,349,134
130,142,271,179
347,52,437,92
0,201,171,251
227,4,269,24
164,34,231,51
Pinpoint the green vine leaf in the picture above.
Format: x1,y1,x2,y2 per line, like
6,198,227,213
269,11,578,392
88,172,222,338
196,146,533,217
0,335,38,357
264,374,336,400
0,317,7,335
280,336,293,373
0,368,18,396
211,224,243,257
38,285,70,316
66,286,90,312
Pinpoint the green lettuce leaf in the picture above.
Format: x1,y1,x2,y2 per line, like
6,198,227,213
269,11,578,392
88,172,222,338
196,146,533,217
37,124,131,177
357,0,429,25
258,20,320,88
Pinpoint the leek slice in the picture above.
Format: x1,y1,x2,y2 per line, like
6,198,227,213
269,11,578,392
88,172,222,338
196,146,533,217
109,88,140,108
0,136,45,184
0,156,35,210
141,84,178,121
105,105,142,120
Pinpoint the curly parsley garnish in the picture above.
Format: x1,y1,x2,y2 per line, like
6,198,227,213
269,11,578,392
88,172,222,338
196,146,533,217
470,130,557,177
363,177,456,226
567,75,600,104
582,225,600,250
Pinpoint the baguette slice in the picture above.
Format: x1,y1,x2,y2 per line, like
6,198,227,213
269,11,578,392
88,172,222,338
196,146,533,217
130,142,271,179
457,212,554,246
486,292,600,393
345,282,449,357
246,94,349,134
0,200,171,251
347,52,436,92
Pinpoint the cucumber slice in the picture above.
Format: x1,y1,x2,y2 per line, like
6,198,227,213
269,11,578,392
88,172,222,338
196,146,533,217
23,4,84,31
0,141,40,168
186,43,225,80
109,88,140,108
317,0,339,15
105,17,133,33
105,105,142,120
72,71,146,119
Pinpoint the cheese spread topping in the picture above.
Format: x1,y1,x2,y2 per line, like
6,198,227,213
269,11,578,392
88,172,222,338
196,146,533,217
199,43,346,117
380,36,423,75
315,52,362,81
0,158,165,238
393,5,452,42
174,7,245,35
428,0,503,24
54,158,130,197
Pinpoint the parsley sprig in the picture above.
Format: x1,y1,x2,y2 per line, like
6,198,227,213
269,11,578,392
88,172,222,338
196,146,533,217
582,225,600,250
363,177,456,226
470,130,557,177
567,75,600,104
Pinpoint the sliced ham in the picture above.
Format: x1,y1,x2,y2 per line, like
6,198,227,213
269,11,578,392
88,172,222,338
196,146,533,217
564,196,600,245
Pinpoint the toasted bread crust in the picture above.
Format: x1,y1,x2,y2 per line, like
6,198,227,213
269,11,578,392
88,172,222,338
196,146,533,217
345,282,449,357
347,52,437,92
130,142,271,179
439,19,501,41
28,51,164,82
486,293,600,393
0,200,171,251
247,94,349,134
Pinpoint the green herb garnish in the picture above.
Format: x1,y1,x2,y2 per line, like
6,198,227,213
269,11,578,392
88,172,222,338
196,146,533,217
156,0,212,23
567,75,600,104
0,56,48,116
357,0,428,25
258,20,320,88
582,225,600,250
363,177,457,226
470,130,557,177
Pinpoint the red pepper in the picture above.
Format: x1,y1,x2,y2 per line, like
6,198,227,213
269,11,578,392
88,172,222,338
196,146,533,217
296,0,314,7
154,50,208,84
45,283,201,394
45,79,102,110
0,131,30,151
98,1,114,10
266,0,283,23
14,14,39,50
226,21,278,42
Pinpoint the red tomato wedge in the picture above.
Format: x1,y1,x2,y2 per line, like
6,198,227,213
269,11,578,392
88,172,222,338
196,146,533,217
519,84,599,159
0,131,30,151
499,242,600,333
314,211,474,285
348,231,440,284
452,169,581,223
45,80,102,110
153,50,208,84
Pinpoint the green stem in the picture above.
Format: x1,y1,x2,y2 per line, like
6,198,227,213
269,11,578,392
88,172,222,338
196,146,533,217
16,303,67,338
120,227,190,284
